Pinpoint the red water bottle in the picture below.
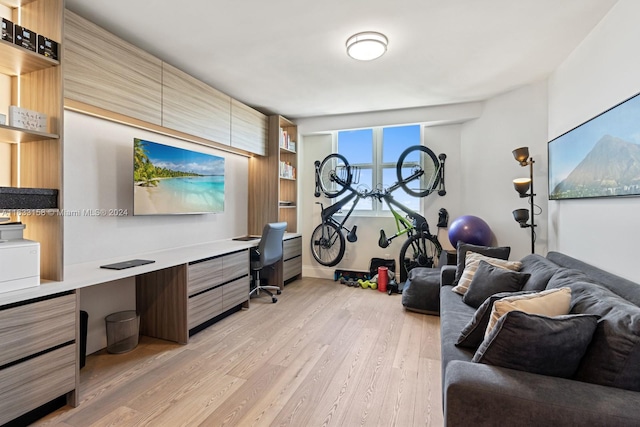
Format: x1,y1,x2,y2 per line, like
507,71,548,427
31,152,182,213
378,266,388,293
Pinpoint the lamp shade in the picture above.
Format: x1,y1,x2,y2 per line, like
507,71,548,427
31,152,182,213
513,178,531,196
512,208,529,224
346,32,388,61
512,147,530,166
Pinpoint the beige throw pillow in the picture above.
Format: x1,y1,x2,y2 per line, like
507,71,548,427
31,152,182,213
485,287,572,337
451,251,522,295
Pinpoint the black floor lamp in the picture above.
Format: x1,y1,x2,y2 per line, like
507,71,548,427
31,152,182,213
512,147,536,254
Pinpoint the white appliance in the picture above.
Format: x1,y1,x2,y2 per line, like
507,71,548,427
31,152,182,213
0,239,40,293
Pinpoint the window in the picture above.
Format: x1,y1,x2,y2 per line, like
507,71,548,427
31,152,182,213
336,124,421,214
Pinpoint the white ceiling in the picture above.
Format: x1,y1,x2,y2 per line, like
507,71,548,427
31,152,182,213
64,0,618,120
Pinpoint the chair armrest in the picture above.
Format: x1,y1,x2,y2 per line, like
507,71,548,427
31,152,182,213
445,360,640,426
441,265,457,286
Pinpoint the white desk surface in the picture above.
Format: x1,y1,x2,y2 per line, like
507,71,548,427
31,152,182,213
0,233,301,307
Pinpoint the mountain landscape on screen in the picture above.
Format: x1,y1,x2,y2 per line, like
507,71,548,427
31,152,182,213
551,135,640,199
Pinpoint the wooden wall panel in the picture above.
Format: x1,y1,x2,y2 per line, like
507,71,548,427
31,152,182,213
162,62,231,146
136,265,188,344
247,115,281,234
64,10,163,125
230,99,267,155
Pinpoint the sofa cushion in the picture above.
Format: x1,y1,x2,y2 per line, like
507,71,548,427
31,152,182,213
452,242,511,286
560,280,640,392
462,261,530,308
472,311,599,378
519,254,559,291
440,285,477,365
452,252,522,296
456,290,535,349
486,287,571,336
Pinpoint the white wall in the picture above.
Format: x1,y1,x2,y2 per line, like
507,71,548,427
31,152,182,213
547,0,640,281
65,111,249,353
460,80,549,261
300,80,549,278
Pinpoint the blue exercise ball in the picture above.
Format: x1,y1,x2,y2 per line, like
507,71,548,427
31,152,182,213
448,215,492,247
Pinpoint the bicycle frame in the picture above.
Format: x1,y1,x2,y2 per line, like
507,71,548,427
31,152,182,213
319,190,362,240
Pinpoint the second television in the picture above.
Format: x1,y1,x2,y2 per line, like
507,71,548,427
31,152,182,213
133,138,225,215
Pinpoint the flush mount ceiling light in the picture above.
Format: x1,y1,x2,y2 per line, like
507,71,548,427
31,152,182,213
346,31,388,61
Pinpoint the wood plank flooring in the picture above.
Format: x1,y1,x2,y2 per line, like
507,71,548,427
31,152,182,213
35,277,443,427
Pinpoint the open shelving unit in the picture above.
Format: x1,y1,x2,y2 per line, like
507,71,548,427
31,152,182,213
248,115,298,234
0,0,64,282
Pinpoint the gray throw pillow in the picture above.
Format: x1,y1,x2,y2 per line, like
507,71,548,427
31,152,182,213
563,280,640,392
453,242,510,285
472,311,599,378
456,290,534,349
462,260,530,308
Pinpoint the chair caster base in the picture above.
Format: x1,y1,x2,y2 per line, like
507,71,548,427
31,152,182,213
272,297,278,303
277,290,282,295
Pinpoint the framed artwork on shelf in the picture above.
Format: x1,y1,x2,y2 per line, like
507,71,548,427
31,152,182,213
548,91,640,200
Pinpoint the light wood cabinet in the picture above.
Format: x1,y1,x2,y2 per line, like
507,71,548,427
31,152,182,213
63,10,163,125
0,292,77,424
231,99,267,155
162,62,231,146
186,250,249,332
0,0,63,281
248,115,298,234
283,236,302,282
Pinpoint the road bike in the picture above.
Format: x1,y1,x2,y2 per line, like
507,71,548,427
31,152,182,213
311,145,446,281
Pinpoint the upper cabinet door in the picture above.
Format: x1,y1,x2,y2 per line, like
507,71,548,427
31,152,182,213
63,10,163,125
231,99,268,156
162,63,231,146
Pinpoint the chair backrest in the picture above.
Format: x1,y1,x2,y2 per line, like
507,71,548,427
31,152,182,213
258,222,287,268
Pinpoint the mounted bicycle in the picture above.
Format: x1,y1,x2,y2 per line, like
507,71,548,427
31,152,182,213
311,145,446,281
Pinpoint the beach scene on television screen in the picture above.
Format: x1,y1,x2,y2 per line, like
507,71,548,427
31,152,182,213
134,138,225,214
549,93,640,200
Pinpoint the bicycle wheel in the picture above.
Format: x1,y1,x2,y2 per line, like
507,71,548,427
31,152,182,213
398,231,442,283
318,153,352,198
396,145,440,198
311,222,346,266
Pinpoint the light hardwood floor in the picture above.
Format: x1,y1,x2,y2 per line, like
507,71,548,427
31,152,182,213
36,277,443,427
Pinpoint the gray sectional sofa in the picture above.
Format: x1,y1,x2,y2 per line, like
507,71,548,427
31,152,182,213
439,251,640,426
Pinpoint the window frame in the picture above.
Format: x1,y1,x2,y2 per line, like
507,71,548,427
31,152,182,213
333,124,424,217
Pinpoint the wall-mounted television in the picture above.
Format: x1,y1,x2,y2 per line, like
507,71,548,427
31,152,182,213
133,138,225,215
548,91,640,200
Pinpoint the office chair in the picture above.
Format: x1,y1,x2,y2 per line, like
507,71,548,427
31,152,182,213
250,222,287,303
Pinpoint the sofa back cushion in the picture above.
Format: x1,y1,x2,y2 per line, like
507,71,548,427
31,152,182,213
547,251,640,307
519,254,558,291
562,279,640,392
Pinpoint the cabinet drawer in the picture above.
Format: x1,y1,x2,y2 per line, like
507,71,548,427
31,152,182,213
188,287,223,330
222,277,249,310
223,250,248,282
0,344,76,425
188,257,223,296
0,293,76,367
283,237,302,260
283,256,302,282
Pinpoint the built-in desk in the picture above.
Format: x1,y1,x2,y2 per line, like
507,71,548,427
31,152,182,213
0,233,301,424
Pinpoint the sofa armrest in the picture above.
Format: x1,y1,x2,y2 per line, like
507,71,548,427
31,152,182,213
441,265,457,286
445,360,640,426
